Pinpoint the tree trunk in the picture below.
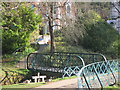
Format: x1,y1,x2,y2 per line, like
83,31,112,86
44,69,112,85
49,4,55,53
49,25,55,53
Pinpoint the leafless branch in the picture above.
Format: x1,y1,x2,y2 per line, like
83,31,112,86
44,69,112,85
112,3,120,14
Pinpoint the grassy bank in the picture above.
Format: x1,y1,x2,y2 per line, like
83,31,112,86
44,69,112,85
43,36,94,53
2,82,46,89
104,82,120,90
2,76,76,89
1,66,32,86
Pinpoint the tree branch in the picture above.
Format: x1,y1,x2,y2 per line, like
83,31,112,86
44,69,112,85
112,2,120,14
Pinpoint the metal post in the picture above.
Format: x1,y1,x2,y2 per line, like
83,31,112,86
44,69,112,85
107,61,117,85
83,73,90,90
93,64,103,89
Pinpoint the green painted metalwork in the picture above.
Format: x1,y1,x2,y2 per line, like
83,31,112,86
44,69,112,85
27,53,85,77
27,52,107,65
27,52,107,77
27,52,119,88
77,60,120,88
53,52,107,65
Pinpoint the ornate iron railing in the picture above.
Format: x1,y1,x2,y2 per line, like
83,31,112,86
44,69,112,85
77,60,120,89
52,52,107,65
27,53,85,77
27,52,107,65
27,52,107,77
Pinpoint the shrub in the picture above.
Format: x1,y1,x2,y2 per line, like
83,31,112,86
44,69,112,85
60,10,119,54
2,3,42,54
82,20,119,52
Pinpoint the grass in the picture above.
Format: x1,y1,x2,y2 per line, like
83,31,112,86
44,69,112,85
54,36,93,53
2,82,46,89
104,82,120,90
1,66,32,86
104,86,120,90
2,76,77,89
43,40,93,53
1,66,30,76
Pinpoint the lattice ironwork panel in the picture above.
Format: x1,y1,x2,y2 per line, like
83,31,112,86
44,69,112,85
78,60,119,88
63,66,83,77
53,52,107,65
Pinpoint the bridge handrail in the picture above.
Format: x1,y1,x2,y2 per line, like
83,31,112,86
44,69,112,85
26,52,108,78
76,55,85,67
77,60,119,88
27,52,106,57
99,53,107,62
27,52,107,66
53,52,107,65
27,53,85,70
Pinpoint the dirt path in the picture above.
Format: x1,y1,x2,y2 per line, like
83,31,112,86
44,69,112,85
30,78,78,89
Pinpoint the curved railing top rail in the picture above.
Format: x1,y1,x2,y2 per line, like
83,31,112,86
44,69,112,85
53,52,107,61
27,52,107,65
27,53,85,70
27,52,106,56
53,52,105,55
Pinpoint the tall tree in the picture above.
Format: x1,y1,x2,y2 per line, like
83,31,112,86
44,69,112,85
2,2,42,54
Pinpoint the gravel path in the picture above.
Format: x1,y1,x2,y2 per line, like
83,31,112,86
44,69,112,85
30,78,78,89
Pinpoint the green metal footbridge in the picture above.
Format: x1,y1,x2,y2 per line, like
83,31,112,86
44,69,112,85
27,52,119,88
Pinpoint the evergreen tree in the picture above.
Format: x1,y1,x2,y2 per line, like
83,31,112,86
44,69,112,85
2,3,42,54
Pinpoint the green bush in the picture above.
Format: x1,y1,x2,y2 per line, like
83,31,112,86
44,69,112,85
60,10,119,56
79,10,117,52
2,46,35,64
106,39,120,59
82,21,119,52
2,3,42,54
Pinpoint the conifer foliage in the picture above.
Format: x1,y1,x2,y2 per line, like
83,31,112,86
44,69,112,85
2,3,42,54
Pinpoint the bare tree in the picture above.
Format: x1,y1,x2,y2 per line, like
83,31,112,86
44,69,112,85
36,1,69,52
